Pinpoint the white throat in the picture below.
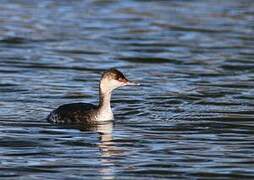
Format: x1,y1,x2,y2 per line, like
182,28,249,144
96,85,114,122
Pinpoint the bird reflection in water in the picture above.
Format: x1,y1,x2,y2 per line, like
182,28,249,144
67,121,120,179
93,121,121,180
96,121,116,180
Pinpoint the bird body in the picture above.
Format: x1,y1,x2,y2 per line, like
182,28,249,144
47,68,138,125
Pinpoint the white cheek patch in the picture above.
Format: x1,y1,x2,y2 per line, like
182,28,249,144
100,79,125,93
110,79,124,89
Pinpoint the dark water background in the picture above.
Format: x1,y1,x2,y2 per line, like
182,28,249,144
1,0,254,179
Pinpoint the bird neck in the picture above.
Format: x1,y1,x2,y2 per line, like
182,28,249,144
97,86,113,121
99,90,112,109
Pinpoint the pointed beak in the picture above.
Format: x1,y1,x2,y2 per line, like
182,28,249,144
125,80,140,86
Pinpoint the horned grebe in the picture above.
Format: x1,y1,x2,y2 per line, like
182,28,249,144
47,68,139,125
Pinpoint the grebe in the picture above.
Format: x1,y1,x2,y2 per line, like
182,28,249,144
47,68,139,125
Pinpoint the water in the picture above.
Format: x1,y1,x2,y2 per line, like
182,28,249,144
1,0,254,179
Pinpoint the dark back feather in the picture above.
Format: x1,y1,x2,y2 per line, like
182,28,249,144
48,103,97,124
